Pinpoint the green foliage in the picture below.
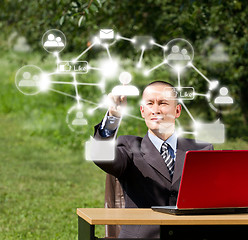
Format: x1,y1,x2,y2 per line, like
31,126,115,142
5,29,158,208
2,0,248,130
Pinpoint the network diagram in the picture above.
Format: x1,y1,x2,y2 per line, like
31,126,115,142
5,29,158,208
15,29,234,152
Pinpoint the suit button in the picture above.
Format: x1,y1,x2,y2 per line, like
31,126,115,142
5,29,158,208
170,191,177,197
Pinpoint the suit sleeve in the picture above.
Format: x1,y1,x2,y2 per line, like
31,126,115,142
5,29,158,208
93,122,133,178
209,144,214,150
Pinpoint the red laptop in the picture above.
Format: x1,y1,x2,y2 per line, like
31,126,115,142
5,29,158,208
152,150,248,215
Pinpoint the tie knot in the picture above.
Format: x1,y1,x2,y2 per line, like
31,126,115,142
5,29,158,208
163,141,169,148
161,142,169,153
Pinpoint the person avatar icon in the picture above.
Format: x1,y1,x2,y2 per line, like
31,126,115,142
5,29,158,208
181,48,190,60
112,72,139,96
167,45,191,61
72,111,88,126
19,72,38,87
56,37,64,47
44,34,64,47
214,87,233,104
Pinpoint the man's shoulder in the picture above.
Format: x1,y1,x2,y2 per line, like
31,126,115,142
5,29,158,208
117,135,143,144
116,135,144,154
178,137,213,150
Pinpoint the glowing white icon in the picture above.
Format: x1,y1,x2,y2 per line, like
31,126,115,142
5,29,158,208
15,65,42,95
66,105,88,133
167,45,191,61
164,38,194,69
44,34,64,47
57,61,88,73
42,29,66,53
100,59,119,78
214,87,233,104
209,44,229,62
99,29,114,39
112,72,139,96
72,112,87,126
195,119,225,144
209,80,219,90
85,136,115,161
133,36,153,50
19,72,38,87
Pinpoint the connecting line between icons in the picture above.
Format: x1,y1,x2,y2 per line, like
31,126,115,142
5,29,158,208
116,35,134,43
146,60,167,74
90,105,103,113
72,74,80,106
73,42,96,61
177,71,181,89
47,72,62,76
176,118,181,127
181,131,196,135
180,100,196,123
194,92,210,98
87,66,102,72
49,81,102,86
54,52,60,64
48,84,146,120
137,47,145,68
151,41,166,50
49,88,99,106
104,45,113,61
190,63,211,84
49,88,77,99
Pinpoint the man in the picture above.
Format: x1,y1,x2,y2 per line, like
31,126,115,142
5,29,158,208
93,81,213,238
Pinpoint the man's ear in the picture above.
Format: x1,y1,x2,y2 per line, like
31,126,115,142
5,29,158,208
175,104,182,119
140,105,145,118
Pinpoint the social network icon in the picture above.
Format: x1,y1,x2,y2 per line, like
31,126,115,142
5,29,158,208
99,29,114,39
85,136,115,161
133,36,153,50
195,119,225,144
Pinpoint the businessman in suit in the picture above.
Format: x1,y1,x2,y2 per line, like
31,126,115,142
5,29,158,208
93,81,213,238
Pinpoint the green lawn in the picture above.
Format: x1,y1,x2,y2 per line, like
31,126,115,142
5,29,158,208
0,114,106,239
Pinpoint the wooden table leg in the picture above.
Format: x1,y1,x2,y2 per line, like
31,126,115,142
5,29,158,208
78,216,95,240
160,225,246,239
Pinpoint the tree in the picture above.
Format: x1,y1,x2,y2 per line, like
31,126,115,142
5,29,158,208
2,0,248,138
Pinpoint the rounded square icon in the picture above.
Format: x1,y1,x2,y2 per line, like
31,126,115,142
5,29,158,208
133,36,153,50
42,29,66,53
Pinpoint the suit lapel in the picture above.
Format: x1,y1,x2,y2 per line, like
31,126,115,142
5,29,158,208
141,133,172,182
172,138,187,185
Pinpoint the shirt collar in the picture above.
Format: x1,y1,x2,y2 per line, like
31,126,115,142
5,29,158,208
148,131,178,154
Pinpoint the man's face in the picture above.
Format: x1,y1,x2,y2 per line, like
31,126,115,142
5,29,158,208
140,84,182,139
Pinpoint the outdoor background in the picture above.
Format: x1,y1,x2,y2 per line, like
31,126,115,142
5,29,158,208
1,1,248,239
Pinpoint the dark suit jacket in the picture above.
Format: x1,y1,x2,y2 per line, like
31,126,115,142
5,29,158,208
94,124,214,238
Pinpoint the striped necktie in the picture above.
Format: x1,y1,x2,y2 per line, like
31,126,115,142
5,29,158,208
160,142,175,179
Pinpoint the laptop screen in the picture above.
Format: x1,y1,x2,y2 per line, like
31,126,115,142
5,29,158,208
177,150,248,209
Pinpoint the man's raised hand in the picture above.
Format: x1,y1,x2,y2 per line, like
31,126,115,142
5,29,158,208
108,93,127,118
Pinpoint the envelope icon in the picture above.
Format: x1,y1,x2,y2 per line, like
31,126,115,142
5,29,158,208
99,29,114,39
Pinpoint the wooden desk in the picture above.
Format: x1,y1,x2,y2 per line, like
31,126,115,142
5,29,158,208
77,208,248,240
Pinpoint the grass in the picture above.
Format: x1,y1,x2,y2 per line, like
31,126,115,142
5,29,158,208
0,114,106,239
1,47,248,239
0,50,108,239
